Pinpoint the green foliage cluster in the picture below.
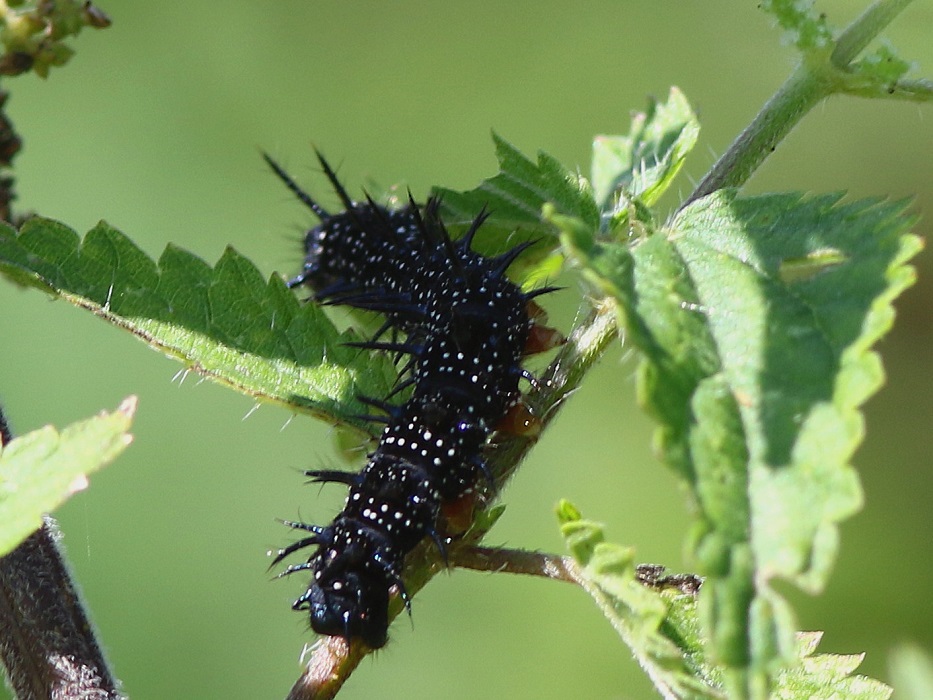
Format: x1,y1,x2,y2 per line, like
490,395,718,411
559,501,893,700
437,86,917,697
1,1,931,699
0,87,919,698
760,0,835,51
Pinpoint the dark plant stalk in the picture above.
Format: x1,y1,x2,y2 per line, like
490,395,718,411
0,408,123,700
0,88,22,223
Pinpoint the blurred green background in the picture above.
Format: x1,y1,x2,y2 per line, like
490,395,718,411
1,2,931,699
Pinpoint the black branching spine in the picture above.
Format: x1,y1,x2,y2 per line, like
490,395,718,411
267,153,555,648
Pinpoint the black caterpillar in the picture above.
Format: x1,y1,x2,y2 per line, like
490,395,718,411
266,153,559,648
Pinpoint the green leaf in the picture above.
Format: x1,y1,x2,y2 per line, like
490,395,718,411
0,397,135,558
772,632,891,699
434,133,598,279
437,133,599,232
0,217,398,431
851,43,912,85
591,86,699,212
889,645,933,700
558,500,726,700
560,190,920,690
758,1,834,53
561,502,892,700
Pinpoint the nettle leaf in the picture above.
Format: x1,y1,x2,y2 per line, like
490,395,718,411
560,503,892,700
560,190,920,689
758,1,834,53
437,132,599,232
773,632,891,700
558,501,725,700
0,398,135,558
434,94,697,289
0,218,398,431
434,133,598,279
591,86,700,213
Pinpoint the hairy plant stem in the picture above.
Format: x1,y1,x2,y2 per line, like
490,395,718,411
832,0,916,65
0,409,123,700
683,66,828,207
684,0,917,208
451,546,702,594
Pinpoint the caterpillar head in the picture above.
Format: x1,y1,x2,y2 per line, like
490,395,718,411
303,568,390,649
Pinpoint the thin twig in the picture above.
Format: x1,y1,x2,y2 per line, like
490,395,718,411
450,545,579,583
451,545,703,595
682,65,827,208
284,637,367,700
